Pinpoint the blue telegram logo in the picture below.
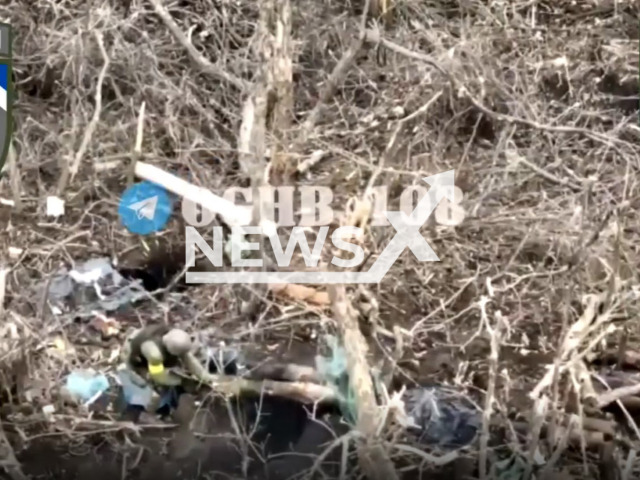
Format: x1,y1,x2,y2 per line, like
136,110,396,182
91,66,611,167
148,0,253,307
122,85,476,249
118,181,172,235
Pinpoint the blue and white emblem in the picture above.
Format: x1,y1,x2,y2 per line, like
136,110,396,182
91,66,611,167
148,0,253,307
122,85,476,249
118,181,173,235
0,64,7,111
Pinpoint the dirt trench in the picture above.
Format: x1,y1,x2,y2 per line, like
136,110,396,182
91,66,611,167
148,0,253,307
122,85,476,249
6,395,351,480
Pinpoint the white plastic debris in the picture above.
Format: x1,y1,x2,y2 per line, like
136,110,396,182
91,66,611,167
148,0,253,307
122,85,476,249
46,196,65,217
390,106,405,118
362,113,375,124
42,404,56,422
550,56,568,68
42,404,56,416
297,150,328,175
43,257,147,317
8,247,23,258
69,258,114,284
64,369,110,405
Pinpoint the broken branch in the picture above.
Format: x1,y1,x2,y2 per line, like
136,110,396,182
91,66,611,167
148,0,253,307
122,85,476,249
67,31,110,186
146,0,248,91
328,284,399,480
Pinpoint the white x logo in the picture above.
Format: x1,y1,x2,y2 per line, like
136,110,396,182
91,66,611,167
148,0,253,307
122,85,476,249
363,171,455,282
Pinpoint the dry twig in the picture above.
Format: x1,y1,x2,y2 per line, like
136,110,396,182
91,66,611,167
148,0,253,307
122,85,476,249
67,31,110,185
126,102,146,186
146,0,248,91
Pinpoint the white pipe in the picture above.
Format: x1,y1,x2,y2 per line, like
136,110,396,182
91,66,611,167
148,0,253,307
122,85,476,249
134,161,253,227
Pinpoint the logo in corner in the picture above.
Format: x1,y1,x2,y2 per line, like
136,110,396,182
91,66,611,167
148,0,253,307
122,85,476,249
118,181,173,235
0,24,13,177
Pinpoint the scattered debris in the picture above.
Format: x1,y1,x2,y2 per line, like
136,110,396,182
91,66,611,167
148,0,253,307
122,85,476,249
90,313,120,338
45,196,65,217
45,336,75,358
491,453,530,480
297,150,328,175
403,385,481,449
41,404,56,417
316,334,481,448
63,369,110,404
44,257,147,318
2,0,639,477
269,283,330,306
315,334,355,421
116,369,156,409
206,343,247,375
